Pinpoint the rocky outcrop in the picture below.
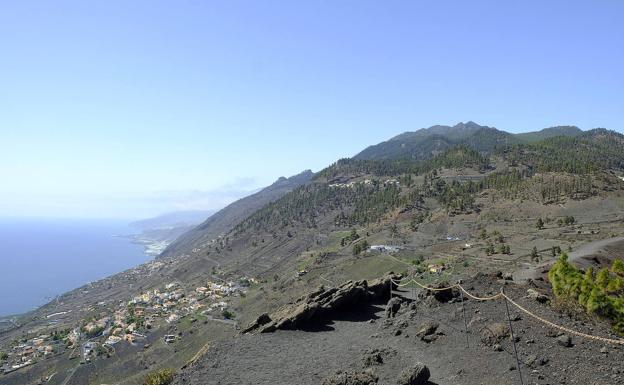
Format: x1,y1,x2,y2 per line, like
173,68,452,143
243,274,401,334
418,282,458,303
396,363,430,385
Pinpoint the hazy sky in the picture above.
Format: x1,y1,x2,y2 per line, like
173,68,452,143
1,1,622,219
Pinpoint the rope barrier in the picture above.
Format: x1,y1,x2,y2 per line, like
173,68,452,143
389,275,624,345
500,292,624,346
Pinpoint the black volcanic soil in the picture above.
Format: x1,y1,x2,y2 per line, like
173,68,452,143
174,275,624,385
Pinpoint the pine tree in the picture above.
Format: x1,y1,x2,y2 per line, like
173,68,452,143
536,218,544,230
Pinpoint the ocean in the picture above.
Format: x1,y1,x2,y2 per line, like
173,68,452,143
0,218,151,317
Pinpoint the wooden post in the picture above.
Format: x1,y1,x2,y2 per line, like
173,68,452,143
460,289,469,348
503,287,524,385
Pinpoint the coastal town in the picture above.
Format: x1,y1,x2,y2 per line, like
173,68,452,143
0,271,251,376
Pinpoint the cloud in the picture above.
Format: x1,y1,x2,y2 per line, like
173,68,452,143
0,177,262,219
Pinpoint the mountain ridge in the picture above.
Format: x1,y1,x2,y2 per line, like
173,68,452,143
353,122,590,161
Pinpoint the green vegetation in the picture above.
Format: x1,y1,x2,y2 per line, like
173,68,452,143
502,129,624,174
557,216,576,226
143,368,176,385
549,254,624,334
340,229,360,246
222,309,235,320
231,130,624,235
317,145,488,179
352,240,369,255
536,218,544,230
0,351,8,361
531,246,540,262
52,328,71,341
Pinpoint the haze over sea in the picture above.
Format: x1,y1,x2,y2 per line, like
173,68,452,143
0,218,150,317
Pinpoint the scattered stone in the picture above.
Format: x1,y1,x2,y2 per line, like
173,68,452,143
493,344,503,352
601,347,609,354
503,272,513,281
416,320,439,338
421,334,438,343
396,363,430,385
362,349,383,367
480,323,510,346
322,370,378,385
379,319,394,330
525,354,538,367
526,289,549,303
557,334,573,347
396,320,409,329
468,316,487,328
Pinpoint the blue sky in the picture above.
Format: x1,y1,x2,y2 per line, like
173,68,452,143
1,1,622,218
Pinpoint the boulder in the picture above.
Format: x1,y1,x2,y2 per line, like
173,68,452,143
420,282,458,303
361,347,395,367
396,363,430,385
416,320,439,338
322,370,378,385
480,322,510,346
557,334,573,347
386,297,402,318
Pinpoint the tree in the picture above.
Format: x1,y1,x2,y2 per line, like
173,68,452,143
390,224,399,238
531,246,539,261
536,218,544,230
353,240,369,255
222,309,235,320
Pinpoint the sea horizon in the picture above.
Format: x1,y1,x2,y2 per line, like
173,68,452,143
0,217,152,317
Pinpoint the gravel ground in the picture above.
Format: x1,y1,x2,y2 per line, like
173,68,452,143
175,275,624,385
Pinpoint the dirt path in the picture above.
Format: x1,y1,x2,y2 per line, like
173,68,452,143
513,236,624,281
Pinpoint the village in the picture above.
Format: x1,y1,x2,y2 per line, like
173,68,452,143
0,274,251,376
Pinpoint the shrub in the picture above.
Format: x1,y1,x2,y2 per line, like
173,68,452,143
143,368,176,385
549,254,624,334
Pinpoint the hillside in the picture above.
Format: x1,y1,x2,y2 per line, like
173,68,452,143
3,124,624,385
160,170,314,258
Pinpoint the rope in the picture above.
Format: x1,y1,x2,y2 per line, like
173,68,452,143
501,291,624,346
389,275,624,345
